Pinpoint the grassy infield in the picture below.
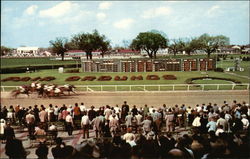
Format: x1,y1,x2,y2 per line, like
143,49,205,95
1,54,249,91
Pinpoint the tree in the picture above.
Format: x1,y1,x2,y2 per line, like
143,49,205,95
198,33,230,57
168,39,184,56
49,37,69,61
1,46,12,56
181,38,203,56
130,31,168,59
71,30,110,60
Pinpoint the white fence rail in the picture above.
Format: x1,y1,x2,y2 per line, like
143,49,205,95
1,84,249,92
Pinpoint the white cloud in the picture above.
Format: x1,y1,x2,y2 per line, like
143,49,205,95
24,5,38,15
99,2,112,10
113,18,134,29
39,1,79,18
142,6,172,19
207,5,220,17
96,12,106,21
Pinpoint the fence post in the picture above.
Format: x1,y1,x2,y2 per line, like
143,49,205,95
173,85,175,91
217,84,219,90
87,86,89,92
232,84,235,90
158,85,160,91
247,84,249,90
101,85,103,91
187,85,190,91
129,85,132,91
2,87,5,92
144,85,146,91
115,85,117,91
202,85,204,91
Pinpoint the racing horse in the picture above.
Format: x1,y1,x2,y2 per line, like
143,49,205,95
11,85,30,98
59,84,76,95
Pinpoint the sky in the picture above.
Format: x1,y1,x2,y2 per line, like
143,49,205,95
1,1,249,48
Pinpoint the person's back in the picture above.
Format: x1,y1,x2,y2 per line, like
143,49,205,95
36,142,48,159
5,138,27,159
4,124,15,140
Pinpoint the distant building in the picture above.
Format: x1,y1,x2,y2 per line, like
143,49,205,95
65,50,102,57
112,49,140,56
16,47,39,54
217,45,241,54
140,48,169,56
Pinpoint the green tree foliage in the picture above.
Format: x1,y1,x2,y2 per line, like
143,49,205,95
1,46,12,56
71,30,110,60
198,33,230,57
49,37,69,61
180,38,203,56
130,31,168,59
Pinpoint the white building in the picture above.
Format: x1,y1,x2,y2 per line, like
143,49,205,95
140,48,169,56
16,47,39,54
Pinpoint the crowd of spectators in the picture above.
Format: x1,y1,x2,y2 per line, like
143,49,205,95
0,100,249,159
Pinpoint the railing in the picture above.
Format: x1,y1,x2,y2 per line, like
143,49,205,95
1,84,249,92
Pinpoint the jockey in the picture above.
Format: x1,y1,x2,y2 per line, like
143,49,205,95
19,86,26,92
37,83,42,89
47,85,54,92
64,84,70,89
31,82,36,88
54,88,61,94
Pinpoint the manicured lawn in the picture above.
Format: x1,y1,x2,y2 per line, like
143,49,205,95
1,57,80,68
217,60,249,77
0,69,248,86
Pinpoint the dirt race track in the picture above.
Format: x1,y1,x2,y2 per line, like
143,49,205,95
1,90,249,108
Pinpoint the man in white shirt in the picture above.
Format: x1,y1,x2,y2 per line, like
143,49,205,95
25,111,35,136
54,106,59,121
80,102,86,114
241,114,249,130
125,112,133,128
65,112,74,136
109,114,119,137
123,128,136,146
215,125,224,136
104,106,112,121
81,112,90,138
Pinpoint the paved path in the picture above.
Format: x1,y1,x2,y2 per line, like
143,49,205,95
225,71,250,80
1,91,249,108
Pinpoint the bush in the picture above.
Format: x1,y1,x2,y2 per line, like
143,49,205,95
65,76,81,81
214,68,224,72
146,75,160,80
82,76,96,81
97,76,112,81
185,77,241,84
31,77,41,81
114,76,128,81
65,69,80,73
20,77,31,81
162,75,177,80
40,76,56,81
130,75,143,80
230,56,234,59
1,77,21,82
